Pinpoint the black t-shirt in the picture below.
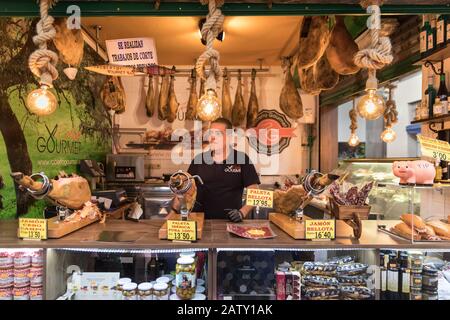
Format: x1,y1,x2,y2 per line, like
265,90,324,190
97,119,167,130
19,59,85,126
187,149,260,219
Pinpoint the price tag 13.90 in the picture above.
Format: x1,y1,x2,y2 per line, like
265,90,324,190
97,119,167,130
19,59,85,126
18,218,47,240
305,219,335,240
167,220,197,242
246,189,274,208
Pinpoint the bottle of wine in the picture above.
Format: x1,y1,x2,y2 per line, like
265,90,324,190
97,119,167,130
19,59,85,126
387,252,399,300
380,251,387,300
437,72,449,113
420,15,429,54
425,71,436,118
428,15,437,53
437,14,447,48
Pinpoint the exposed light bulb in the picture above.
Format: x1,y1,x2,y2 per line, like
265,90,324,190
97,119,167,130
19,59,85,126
348,133,360,147
356,88,385,120
381,126,397,143
196,88,221,121
26,85,58,116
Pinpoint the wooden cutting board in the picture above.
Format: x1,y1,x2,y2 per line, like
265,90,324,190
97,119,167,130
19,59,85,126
269,212,309,239
47,216,100,239
269,212,353,239
158,212,204,240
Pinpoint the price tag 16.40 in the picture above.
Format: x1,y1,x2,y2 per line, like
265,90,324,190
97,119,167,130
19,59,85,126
246,189,274,208
18,218,47,240
305,219,335,240
167,220,197,242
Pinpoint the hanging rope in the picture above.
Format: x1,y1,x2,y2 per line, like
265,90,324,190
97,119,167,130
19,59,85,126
384,86,398,127
195,0,225,91
28,0,59,87
353,1,393,71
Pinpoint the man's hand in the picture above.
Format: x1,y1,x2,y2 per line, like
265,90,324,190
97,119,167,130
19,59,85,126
227,209,243,223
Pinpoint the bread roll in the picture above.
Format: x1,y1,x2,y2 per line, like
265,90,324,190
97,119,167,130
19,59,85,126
400,213,427,231
392,222,421,241
426,220,450,238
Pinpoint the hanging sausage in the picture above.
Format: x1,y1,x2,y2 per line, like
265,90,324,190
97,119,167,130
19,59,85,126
246,69,259,128
145,76,155,117
280,59,303,119
185,69,198,120
158,74,170,121
166,74,179,123
231,70,246,127
221,68,232,122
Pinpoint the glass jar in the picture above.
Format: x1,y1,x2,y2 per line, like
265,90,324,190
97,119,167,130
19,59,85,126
138,282,153,300
153,282,169,300
408,251,423,272
122,282,137,300
156,276,171,288
410,287,422,300
422,265,438,289
116,278,132,293
410,271,422,289
176,257,196,300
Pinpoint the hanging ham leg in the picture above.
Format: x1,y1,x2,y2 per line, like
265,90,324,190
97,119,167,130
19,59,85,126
185,69,198,120
166,74,179,123
221,68,232,122
297,16,332,69
280,58,303,119
100,76,126,114
232,70,246,127
246,69,259,128
158,74,170,121
145,75,155,117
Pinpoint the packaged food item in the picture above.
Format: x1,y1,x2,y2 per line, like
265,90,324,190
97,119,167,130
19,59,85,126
153,282,169,300
29,267,43,286
13,286,29,300
175,257,196,300
302,275,339,288
138,282,153,300
410,287,422,300
0,252,13,269
336,263,368,275
337,275,367,286
340,286,374,300
14,253,31,269
0,286,13,300
422,287,438,300
0,268,14,288
116,278,132,293
408,251,424,271
121,282,137,300
30,285,43,300
276,271,286,300
302,287,340,300
327,256,354,265
422,265,438,290
300,262,337,276
14,268,30,286
31,252,44,268
410,272,422,288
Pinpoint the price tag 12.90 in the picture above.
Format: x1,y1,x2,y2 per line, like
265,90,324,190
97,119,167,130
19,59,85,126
18,218,47,240
167,220,197,242
305,219,335,240
246,189,274,208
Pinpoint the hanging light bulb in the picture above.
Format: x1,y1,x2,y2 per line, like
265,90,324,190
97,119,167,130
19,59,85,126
196,88,221,121
356,70,386,120
380,126,397,143
348,133,360,147
26,85,58,116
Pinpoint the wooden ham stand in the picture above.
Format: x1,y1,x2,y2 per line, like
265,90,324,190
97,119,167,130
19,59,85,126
158,212,204,240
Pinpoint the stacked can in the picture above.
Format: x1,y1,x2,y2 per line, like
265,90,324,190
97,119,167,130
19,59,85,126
0,251,14,300
30,252,44,300
408,251,423,300
13,252,31,300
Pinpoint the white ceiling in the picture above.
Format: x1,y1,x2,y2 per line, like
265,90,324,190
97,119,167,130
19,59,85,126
81,16,302,66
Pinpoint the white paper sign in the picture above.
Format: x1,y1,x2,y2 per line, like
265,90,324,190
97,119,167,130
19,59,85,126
106,37,158,68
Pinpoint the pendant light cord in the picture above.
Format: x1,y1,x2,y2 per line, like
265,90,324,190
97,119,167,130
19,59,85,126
28,0,59,87
195,0,225,90
353,1,393,71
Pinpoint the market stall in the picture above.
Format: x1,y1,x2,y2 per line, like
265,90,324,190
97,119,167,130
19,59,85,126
0,0,450,302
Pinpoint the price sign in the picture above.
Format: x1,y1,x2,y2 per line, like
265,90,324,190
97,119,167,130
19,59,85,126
417,135,450,161
167,220,197,242
305,219,335,240
246,189,273,208
18,218,47,240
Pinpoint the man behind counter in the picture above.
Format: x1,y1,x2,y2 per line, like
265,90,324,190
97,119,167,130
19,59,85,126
171,118,260,222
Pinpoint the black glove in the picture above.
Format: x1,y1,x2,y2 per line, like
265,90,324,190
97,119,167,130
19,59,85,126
227,209,243,223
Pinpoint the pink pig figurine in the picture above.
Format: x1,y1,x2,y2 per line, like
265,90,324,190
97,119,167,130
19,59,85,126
392,160,436,185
